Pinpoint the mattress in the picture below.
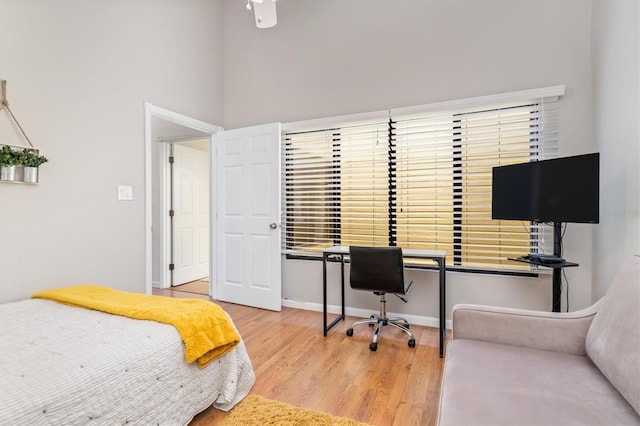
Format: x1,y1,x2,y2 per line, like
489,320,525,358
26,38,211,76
0,298,255,425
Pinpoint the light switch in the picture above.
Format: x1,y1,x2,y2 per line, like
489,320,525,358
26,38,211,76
118,185,133,201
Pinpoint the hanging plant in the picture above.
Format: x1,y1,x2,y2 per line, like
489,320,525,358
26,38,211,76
0,145,20,181
19,148,48,168
0,145,20,166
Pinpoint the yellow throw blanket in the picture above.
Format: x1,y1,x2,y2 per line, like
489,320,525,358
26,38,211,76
32,285,240,368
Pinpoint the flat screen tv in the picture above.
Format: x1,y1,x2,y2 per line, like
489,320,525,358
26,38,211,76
492,153,599,224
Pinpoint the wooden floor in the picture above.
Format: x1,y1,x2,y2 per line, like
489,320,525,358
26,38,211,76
170,279,209,296
153,288,447,426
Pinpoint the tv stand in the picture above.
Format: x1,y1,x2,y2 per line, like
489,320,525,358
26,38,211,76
509,222,578,312
552,222,572,312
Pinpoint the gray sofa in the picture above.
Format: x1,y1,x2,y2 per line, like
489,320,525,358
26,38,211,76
438,255,640,426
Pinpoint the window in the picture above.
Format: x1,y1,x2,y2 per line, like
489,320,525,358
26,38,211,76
283,88,562,270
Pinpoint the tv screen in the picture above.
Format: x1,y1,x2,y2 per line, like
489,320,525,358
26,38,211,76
491,161,538,221
492,153,599,224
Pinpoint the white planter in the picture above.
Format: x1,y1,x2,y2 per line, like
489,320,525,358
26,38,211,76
0,165,16,181
23,166,38,183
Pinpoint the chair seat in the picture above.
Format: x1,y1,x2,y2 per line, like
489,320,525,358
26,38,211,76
373,280,413,296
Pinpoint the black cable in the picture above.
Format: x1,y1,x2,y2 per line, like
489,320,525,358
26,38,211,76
559,222,568,311
563,268,570,312
522,221,535,254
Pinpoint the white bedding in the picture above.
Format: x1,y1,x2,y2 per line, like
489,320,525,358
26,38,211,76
0,298,255,425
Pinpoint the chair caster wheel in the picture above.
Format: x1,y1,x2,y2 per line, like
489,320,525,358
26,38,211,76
369,315,376,327
408,338,416,348
346,328,353,336
369,342,378,351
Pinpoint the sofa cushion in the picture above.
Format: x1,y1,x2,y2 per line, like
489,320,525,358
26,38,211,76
438,339,640,426
586,255,640,415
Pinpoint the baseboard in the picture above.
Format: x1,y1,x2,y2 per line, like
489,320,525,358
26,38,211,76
282,298,452,330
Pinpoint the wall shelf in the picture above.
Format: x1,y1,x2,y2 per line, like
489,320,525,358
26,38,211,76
508,256,579,269
0,80,46,184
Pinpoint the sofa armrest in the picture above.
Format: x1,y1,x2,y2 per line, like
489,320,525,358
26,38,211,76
452,301,600,356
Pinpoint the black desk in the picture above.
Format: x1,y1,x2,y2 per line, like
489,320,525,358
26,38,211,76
322,246,448,357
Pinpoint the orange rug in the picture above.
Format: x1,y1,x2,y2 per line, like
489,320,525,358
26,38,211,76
221,395,369,426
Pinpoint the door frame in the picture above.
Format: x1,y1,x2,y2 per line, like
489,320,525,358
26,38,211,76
144,102,222,297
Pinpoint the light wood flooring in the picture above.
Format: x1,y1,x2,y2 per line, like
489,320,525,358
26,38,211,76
153,287,447,426
170,279,210,296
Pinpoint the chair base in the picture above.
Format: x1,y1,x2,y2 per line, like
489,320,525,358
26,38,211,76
346,313,416,351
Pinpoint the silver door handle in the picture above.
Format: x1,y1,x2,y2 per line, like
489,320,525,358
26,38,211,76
269,223,278,230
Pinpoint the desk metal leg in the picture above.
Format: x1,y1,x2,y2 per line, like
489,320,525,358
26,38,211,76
439,258,446,358
340,255,345,318
323,254,346,335
323,253,328,336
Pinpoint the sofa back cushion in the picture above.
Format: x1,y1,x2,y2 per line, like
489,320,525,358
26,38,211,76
586,255,640,415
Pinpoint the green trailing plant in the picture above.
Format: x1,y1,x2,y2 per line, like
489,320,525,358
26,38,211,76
18,148,48,168
0,145,21,166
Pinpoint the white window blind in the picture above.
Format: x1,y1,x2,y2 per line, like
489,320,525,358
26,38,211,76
282,88,561,270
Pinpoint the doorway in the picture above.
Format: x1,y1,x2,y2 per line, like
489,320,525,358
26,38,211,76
144,102,222,298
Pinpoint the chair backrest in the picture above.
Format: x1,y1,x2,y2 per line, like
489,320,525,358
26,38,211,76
585,255,640,415
349,246,406,294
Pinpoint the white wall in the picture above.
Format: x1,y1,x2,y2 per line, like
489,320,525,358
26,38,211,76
591,0,640,299
0,0,224,303
2,0,633,319
224,0,597,319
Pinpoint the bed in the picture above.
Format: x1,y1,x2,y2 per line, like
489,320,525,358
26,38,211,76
0,292,255,425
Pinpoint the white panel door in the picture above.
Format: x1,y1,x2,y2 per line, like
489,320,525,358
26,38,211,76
173,144,209,285
216,123,281,311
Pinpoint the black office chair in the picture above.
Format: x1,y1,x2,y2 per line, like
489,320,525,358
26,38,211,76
346,246,416,351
